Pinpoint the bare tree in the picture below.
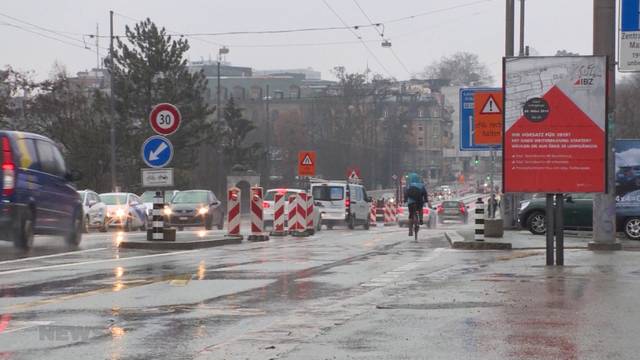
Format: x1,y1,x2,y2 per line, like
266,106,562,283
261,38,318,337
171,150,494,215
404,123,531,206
616,74,640,139
420,51,493,86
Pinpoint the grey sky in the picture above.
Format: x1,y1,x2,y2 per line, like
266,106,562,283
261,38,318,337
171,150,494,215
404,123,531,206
2,0,593,83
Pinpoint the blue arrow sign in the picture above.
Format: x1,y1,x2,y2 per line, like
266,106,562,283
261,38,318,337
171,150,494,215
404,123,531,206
141,135,173,168
459,87,501,151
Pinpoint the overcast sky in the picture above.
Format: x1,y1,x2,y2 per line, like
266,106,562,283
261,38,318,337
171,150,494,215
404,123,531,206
1,0,594,83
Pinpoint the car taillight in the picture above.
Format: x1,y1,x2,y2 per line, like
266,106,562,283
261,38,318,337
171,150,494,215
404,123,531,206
345,198,350,208
263,201,270,209
459,206,466,213
423,208,429,215
2,137,15,197
437,206,443,213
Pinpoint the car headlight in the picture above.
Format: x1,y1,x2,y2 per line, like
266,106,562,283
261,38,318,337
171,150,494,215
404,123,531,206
115,208,125,218
163,207,172,216
198,207,208,215
519,201,530,212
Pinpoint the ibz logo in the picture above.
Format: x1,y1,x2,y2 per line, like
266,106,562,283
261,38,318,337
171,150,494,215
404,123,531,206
574,77,594,86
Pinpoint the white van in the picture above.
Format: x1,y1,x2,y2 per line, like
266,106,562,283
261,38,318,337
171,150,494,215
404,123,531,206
310,181,372,230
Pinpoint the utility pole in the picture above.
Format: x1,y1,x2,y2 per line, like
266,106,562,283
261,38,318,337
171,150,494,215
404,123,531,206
502,0,516,228
518,0,525,56
108,10,117,192
216,59,221,122
264,84,270,187
590,0,621,250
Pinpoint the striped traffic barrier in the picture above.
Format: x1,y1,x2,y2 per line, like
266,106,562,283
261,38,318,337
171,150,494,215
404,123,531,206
291,192,308,236
226,187,242,239
306,194,316,235
288,195,297,234
150,192,164,240
369,202,377,227
248,186,269,242
270,192,287,236
475,197,484,241
383,201,396,226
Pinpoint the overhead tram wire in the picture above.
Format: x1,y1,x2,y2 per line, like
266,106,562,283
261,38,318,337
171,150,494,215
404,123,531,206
1,21,92,51
384,0,494,24
0,11,91,48
101,1,492,42
351,0,411,77
112,11,224,49
321,0,394,78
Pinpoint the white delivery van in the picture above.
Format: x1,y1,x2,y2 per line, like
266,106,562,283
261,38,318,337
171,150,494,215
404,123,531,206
310,181,372,230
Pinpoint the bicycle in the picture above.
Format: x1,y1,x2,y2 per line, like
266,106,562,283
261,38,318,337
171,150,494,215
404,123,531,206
409,205,420,242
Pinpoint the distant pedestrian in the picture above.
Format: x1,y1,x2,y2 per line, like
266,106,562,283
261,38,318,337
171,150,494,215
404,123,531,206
488,194,498,218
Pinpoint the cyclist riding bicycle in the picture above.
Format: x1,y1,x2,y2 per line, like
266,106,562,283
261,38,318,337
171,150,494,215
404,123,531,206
403,173,430,237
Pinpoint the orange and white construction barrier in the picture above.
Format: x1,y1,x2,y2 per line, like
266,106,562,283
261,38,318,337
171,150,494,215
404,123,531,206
290,192,308,236
369,202,377,227
288,195,297,233
227,187,242,238
384,201,397,226
248,186,269,242
306,194,315,234
270,192,287,236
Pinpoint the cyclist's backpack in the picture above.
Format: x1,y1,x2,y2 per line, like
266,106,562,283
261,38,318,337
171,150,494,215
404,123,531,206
407,185,422,201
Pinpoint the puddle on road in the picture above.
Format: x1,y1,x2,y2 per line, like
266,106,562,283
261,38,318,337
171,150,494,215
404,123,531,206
376,301,504,310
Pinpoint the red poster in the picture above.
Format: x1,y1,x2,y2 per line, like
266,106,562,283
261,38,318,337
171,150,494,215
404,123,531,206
503,56,607,193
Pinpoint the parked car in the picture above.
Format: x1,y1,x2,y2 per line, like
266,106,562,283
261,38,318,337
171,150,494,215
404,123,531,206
140,190,179,221
397,205,436,228
517,193,640,240
311,181,372,230
0,131,84,248
436,200,469,224
100,192,148,232
165,190,224,230
78,190,107,233
263,188,321,231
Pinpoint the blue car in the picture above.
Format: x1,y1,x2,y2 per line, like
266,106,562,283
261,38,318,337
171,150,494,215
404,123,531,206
0,131,83,248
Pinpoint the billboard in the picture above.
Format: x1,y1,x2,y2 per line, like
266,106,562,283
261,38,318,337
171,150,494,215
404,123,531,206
503,56,607,193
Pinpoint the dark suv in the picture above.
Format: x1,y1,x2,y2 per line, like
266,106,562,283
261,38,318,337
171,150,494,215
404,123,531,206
0,131,83,248
518,193,640,240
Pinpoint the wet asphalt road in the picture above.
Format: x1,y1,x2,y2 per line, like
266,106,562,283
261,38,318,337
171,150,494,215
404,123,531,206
0,221,461,359
4,196,635,359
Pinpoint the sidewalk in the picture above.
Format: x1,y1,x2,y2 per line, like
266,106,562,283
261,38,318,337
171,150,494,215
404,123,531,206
283,242,640,359
454,229,640,250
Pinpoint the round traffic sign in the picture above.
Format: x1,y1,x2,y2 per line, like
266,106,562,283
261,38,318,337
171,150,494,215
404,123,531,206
149,103,181,136
141,135,174,168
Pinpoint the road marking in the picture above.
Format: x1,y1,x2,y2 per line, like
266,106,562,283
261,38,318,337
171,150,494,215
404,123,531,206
361,248,446,288
0,250,196,276
0,247,109,266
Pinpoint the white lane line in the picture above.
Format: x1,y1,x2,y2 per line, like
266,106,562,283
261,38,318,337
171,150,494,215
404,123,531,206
361,248,446,288
0,250,196,276
0,248,109,266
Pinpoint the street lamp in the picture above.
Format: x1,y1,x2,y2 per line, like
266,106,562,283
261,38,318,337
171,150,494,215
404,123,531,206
217,46,229,122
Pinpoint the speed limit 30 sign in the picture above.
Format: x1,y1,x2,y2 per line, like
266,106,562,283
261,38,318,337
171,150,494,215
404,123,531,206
149,103,181,136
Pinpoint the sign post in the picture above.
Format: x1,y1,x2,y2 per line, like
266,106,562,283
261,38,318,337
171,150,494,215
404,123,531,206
504,56,607,265
144,102,180,242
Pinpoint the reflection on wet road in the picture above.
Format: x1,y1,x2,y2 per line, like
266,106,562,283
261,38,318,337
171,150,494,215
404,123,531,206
0,224,452,359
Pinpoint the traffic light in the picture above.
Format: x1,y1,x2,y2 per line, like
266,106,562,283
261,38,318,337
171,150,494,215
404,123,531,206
474,156,479,166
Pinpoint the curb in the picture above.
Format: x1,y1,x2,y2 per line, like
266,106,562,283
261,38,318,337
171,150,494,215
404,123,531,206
118,236,243,250
445,231,512,250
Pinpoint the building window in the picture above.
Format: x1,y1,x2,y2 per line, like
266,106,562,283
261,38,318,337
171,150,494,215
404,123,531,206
418,125,423,132
418,137,424,147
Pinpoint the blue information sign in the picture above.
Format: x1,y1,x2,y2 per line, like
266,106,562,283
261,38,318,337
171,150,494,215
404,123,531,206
141,135,173,168
459,87,501,151
621,0,640,31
